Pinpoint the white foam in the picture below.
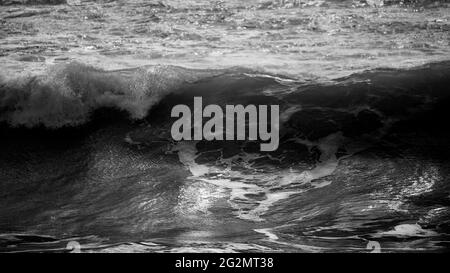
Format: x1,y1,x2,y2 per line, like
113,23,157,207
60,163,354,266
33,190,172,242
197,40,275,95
378,224,438,238
254,228,279,240
172,132,348,222
172,141,210,177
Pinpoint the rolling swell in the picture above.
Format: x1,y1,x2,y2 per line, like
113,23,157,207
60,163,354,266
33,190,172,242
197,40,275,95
120,59,450,150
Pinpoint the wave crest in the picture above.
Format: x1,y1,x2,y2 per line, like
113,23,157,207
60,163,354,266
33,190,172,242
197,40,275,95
0,62,219,128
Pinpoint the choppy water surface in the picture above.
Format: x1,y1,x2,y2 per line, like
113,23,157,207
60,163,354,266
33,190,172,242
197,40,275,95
1,0,449,78
0,0,449,252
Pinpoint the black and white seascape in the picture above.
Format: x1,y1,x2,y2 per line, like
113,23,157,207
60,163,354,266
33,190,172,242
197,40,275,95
0,0,450,253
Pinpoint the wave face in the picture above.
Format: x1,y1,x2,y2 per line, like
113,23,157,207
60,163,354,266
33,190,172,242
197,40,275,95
0,61,450,252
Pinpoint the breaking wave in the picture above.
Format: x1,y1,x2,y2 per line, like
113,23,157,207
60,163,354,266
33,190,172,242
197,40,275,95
1,60,449,252
0,62,223,128
1,60,449,134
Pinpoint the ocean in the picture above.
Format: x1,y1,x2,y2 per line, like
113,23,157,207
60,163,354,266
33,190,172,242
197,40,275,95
0,0,449,252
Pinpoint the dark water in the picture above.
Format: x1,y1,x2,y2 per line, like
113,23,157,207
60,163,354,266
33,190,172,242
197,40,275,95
1,0,450,252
